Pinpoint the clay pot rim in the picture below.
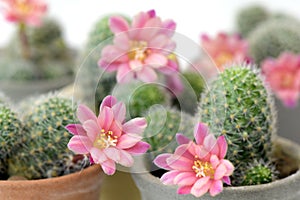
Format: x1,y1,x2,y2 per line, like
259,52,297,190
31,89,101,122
0,164,101,185
133,136,300,193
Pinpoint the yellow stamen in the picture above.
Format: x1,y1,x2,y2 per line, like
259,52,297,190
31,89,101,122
192,160,215,178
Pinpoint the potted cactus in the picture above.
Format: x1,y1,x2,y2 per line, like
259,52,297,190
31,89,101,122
0,0,75,101
131,65,300,200
0,94,103,200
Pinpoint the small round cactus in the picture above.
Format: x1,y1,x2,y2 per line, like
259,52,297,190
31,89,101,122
143,106,195,158
248,18,300,64
113,81,170,118
8,95,87,179
236,5,269,37
242,160,277,186
198,64,276,185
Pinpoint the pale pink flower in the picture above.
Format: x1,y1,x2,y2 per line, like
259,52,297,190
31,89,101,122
262,52,300,107
154,123,234,197
201,32,250,71
1,0,47,26
66,95,150,175
98,10,178,83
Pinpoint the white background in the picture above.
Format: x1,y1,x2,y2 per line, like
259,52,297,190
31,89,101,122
0,0,300,49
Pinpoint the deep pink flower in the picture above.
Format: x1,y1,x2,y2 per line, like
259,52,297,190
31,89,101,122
154,123,234,197
262,52,300,108
201,32,250,71
1,0,47,26
66,95,150,175
98,10,178,83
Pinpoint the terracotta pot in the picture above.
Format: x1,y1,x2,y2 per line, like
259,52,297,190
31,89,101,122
0,165,103,200
0,75,74,102
132,137,300,200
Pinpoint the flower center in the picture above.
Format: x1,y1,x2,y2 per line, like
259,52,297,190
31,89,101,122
215,52,233,69
16,0,32,15
281,73,294,88
192,159,215,178
94,129,118,149
128,41,150,62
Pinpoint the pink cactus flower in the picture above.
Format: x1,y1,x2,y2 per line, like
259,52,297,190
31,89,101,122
98,10,177,83
201,32,250,71
0,0,47,26
66,95,150,175
154,123,234,197
262,52,300,108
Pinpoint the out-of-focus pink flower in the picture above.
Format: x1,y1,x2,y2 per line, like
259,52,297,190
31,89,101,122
201,32,250,71
154,123,234,198
262,52,300,108
66,95,150,175
1,0,47,26
98,10,177,83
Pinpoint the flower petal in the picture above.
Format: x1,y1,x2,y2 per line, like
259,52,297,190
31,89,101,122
65,124,86,136
145,53,168,67
67,136,92,154
174,143,194,160
217,135,228,159
123,117,147,134
160,170,180,185
90,148,107,164
100,95,117,111
117,133,142,149
194,123,209,145
109,16,129,34
191,177,211,197
118,149,134,167
98,106,114,131
177,185,193,195
77,104,97,124
203,134,217,153
124,141,150,155
222,176,231,185
221,159,235,176
112,101,126,123
103,147,120,162
153,153,173,170
214,163,226,180
174,171,198,185
101,159,116,175
82,119,99,142
136,66,158,82
176,133,190,145
210,154,220,169
209,180,223,196
166,155,193,171
117,64,134,83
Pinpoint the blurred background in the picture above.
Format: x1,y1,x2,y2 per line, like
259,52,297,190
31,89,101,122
1,0,300,49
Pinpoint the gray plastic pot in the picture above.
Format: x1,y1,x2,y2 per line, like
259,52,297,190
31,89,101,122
132,137,300,200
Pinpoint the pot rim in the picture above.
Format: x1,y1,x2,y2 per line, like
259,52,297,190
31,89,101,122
0,164,101,185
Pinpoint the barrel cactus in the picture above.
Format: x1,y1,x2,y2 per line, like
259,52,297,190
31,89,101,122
143,106,195,159
236,5,269,37
8,95,88,179
198,64,276,185
112,81,170,119
0,103,23,178
248,18,300,64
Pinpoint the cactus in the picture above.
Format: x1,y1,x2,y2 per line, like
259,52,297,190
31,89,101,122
143,106,195,158
0,103,23,179
198,64,276,185
236,5,269,37
176,71,205,114
113,81,170,118
248,18,300,64
8,95,89,179
242,160,276,186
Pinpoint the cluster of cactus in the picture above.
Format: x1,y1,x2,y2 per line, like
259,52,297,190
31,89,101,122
8,95,89,179
248,18,300,64
2,18,74,80
236,5,270,37
198,65,276,185
113,81,170,118
0,102,23,179
143,106,195,158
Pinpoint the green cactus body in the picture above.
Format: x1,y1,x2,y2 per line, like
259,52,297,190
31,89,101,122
242,160,276,186
248,18,300,64
236,5,269,37
176,72,205,115
113,81,170,118
198,65,276,185
143,106,195,158
0,103,23,178
8,96,88,179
